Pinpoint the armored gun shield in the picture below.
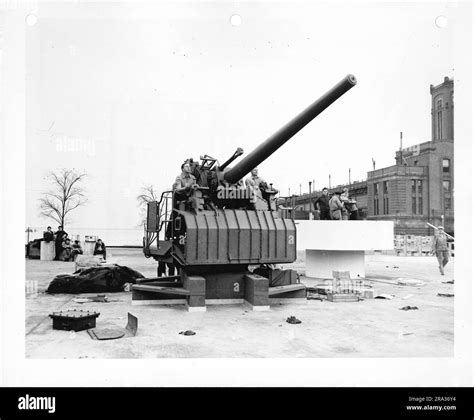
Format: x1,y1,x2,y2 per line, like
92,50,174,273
172,209,296,266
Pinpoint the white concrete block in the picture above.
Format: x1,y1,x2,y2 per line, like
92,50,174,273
244,302,270,311
306,249,365,279
269,298,308,305
131,299,186,306
295,220,394,251
40,241,55,261
206,299,245,305
186,305,207,313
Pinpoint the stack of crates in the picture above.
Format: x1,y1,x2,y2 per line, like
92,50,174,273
394,235,405,256
420,236,433,255
395,235,434,256
328,271,360,301
414,236,423,256
405,235,417,256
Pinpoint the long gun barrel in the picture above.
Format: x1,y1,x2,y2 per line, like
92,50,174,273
223,74,357,184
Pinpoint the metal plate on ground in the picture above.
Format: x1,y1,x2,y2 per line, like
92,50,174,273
125,313,138,336
87,328,125,340
87,313,138,340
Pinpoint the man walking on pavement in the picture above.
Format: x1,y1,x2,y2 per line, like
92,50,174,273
432,226,450,275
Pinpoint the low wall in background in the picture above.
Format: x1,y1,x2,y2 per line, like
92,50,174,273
26,227,144,247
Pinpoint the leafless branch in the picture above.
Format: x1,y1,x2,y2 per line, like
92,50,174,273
136,184,159,227
137,185,159,205
37,169,88,229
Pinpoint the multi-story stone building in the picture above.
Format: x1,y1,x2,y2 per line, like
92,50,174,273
279,76,454,236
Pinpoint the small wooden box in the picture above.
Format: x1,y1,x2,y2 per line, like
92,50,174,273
327,293,359,302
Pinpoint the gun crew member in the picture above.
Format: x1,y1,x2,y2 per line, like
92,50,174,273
329,191,345,220
172,162,196,192
245,168,268,190
314,187,331,220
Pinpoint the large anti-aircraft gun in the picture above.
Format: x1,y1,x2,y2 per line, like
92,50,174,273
134,75,357,311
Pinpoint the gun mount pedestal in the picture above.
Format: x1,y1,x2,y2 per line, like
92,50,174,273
132,267,306,311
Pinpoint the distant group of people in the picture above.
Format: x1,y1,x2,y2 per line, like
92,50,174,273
314,187,359,220
42,225,106,262
43,225,82,262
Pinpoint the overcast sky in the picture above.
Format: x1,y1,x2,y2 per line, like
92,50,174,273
24,1,462,230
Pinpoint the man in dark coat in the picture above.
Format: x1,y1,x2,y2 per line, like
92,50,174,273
93,238,107,260
54,225,67,260
43,226,54,242
70,240,83,261
314,187,331,220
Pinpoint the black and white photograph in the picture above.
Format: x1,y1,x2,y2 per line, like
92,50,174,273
1,0,473,395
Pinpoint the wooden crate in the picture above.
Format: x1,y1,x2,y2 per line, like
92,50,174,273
327,293,359,302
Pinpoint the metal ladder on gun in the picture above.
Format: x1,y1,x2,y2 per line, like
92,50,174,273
143,191,173,257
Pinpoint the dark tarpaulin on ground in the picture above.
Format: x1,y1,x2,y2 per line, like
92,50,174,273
46,265,144,294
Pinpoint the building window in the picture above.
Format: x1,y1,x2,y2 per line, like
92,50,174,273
417,180,423,214
442,158,450,173
445,197,452,211
437,98,443,140
443,180,452,210
383,197,389,215
381,181,389,214
373,183,380,216
411,179,423,215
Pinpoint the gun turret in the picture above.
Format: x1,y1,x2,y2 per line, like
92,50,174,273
140,74,359,310
223,74,357,184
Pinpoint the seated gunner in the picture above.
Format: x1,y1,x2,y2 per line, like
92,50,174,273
173,162,196,191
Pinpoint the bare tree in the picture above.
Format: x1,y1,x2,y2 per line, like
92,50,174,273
38,169,87,229
137,184,159,227
137,184,159,205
